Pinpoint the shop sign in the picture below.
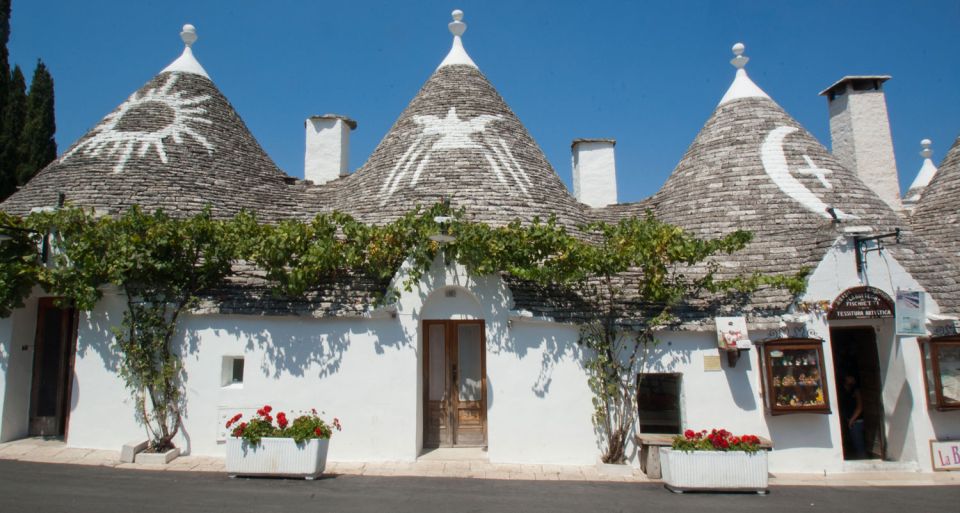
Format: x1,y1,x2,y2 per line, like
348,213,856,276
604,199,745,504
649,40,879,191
716,316,751,350
895,290,926,336
930,440,960,471
827,287,894,320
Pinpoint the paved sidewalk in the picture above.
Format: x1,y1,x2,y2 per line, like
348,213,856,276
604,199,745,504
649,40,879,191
1,437,958,486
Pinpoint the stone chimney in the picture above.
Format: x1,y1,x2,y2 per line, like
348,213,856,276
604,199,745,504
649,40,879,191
820,76,901,210
304,114,357,185
571,139,618,208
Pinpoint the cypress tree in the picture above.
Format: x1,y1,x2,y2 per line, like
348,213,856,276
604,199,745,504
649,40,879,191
0,64,24,199
17,59,56,185
0,0,12,188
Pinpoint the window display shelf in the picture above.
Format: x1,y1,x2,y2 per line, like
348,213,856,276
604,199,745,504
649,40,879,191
758,338,831,415
919,336,960,411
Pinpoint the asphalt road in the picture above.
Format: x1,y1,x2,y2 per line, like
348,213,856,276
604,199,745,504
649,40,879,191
0,460,958,513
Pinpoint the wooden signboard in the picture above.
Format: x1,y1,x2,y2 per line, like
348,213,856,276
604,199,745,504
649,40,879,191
930,440,960,471
828,287,894,320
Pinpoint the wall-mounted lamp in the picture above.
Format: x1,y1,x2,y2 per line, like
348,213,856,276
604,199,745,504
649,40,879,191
428,198,455,265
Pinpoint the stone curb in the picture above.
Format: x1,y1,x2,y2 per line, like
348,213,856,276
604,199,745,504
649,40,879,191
1,439,958,486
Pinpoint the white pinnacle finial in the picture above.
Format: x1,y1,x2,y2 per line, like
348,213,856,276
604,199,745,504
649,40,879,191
180,24,198,48
731,42,749,69
162,22,209,78
438,9,477,69
718,41,769,105
449,9,467,37
905,138,938,205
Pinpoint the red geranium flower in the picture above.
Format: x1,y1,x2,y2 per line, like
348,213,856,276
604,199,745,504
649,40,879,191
277,412,288,429
231,422,248,437
225,413,243,428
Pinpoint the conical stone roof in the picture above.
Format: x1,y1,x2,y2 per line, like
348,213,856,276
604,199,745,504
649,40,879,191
594,45,917,322
650,96,900,238
307,12,585,228
2,27,293,220
913,136,960,259
908,136,960,315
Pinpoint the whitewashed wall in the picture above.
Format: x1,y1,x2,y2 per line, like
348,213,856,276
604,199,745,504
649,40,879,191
487,321,597,464
792,236,945,471
638,329,832,472
645,330,765,435
178,315,416,460
0,289,40,442
66,290,144,449
394,259,598,465
58,259,601,465
6,237,950,473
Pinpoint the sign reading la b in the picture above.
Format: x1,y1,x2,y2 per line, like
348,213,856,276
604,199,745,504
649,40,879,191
931,440,960,471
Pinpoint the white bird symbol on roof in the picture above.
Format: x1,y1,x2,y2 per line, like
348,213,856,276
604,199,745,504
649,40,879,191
414,108,500,150
379,107,533,203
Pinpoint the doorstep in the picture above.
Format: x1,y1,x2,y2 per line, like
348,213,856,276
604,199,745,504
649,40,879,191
417,447,488,461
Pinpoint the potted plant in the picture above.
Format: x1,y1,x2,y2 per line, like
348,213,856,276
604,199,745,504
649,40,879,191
660,429,769,493
225,405,341,479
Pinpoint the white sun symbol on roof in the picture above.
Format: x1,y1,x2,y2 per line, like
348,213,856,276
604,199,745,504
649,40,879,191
61,73,214,173
379,107,533,203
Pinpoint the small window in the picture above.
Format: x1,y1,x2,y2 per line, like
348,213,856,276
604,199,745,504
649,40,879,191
636,373,682,434
919,337,960,410
221,356,244,388
852,80,879,92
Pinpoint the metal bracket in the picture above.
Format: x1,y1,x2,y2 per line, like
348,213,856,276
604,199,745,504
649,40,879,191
854,228,900,274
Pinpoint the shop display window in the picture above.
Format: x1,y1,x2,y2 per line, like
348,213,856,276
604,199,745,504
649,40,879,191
758,338,831,415
919,336,960,411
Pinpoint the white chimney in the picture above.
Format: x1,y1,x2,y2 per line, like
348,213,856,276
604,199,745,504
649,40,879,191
571,139,618,208
820,76,901,210
304,114,356,185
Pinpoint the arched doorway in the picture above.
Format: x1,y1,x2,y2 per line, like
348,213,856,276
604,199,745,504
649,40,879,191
827,287,894,461
422,319,487,447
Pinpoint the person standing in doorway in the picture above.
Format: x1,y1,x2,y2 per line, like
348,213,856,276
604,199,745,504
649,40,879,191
840,374,866,459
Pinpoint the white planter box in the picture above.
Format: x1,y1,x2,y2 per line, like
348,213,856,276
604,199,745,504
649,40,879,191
134,447,180,464
226,437,329,479
660,448,768,493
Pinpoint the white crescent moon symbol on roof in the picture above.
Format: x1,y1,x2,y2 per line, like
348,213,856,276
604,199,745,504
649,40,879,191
760,126,855,220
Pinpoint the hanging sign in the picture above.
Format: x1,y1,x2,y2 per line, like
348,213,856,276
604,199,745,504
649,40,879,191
716,316,751,350
930,440,960,471
827,287,894,320
896,290,926,336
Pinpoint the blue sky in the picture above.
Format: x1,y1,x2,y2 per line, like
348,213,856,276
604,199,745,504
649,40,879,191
7,0,960,204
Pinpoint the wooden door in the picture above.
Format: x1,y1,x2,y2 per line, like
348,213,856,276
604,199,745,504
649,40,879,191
29,298,78,437
423,320,486,448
